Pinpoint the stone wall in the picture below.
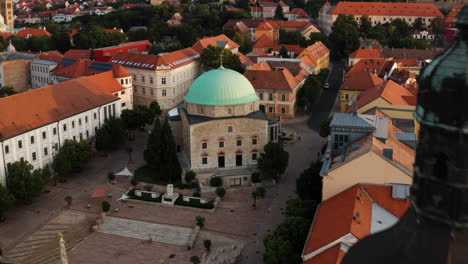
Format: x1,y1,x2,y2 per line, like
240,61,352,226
4,60,32,92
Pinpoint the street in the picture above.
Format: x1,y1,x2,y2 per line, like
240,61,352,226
239,60,345,263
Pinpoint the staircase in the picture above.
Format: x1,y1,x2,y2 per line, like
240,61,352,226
6,211,94,264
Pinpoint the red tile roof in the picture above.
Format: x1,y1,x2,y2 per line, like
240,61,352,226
64,49,91,60
52,59,102,79
249,61,272,71
192,34,240,53
244,69,299,91
237,52,254,67
330,2,443,17
302,183,410,264
253,34,276,49
256,21,279,31
0,32,13,39
16,28,52,38
302,41,330,61
289,8,308,16
349,48,383,59
340,71,384,91
354,80,416,108
0,75,120,139
345,58,388,77
111,64,131,78
38,50,63,63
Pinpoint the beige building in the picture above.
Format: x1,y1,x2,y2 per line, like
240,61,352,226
110,48,201,110
319,2,444,36
170,67,279,187
0,0,13,31
0,52,37,92
320,113,415,201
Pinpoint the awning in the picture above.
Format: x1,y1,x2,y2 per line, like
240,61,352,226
115,167,133,177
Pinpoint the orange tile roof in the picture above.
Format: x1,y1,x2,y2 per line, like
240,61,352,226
349,48,383,59
340,71,384,91
355,80,416,108
270,20,312,29
38,50,63,63
16,28,52,38
253,34,276,49
0,76,119,139
192,34,240,53
249,61,272,71
256,21,279,31
330,2,443,17
302,41,330,61
345,58,387,77
244,69,299,91
110,47,199,70
237,52,254,66
300,55,317,71
289,8,308,16
86,71,126,94
111,64,131,78
303,183,410,263
0,32,13,39
394,59,419,67
52,59,103,78
64,49,91,60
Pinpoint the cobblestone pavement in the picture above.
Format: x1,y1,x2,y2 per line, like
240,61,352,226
0,131,147,251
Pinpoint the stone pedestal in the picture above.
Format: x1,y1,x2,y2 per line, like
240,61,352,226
162,184,179,205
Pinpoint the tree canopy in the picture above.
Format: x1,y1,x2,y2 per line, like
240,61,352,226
7,161,51,204
0,86,16,97
200,45,243,73
53,140,92,177
296,160,323,202
73,25,126,49
0,184,14,220
95,117,127,151
329,15,360,58
258,142,289,180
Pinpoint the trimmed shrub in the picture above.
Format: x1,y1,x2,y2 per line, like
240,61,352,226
256,187,266,198
215,187,226,198
175,196,214,209
210,176,222,187
193,192,201,197
195,216,206,227
190,256,200,264
251,172,261,183
184,170,196,183
143,184,153,191
102,201,111,212
204,239,212,251
107,171,115,181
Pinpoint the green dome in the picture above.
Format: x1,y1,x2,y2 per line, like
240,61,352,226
185,67,259,106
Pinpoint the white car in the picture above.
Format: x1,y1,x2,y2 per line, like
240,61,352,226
323,82,329,89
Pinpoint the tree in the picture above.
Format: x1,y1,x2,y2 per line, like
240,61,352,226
121,105,154,138
430,17,444,35
258,142,289,180
307,32,327,46
280,30,307,46
359,15,372,38
95,117,127,151
297,74,322,107
204,239,212,251
285,198,317,221
184,170,196,183
279,45,289,58
144,118,162,171
215,187,226,198
209,176,222,187
74,25,126,49
400,37,430,50
7,161,50,204
329,15,360,58
319,116,332,138
296,160,323,202
102,201,111,213
200,45,243,73
195,216,205,227
0,86,16,97
0,184,14,221
232,32,252,53
149,101,162,119
53,140,92,177
275,4,284,20
190,256,201,264
412,17,423,30
263,233,295,264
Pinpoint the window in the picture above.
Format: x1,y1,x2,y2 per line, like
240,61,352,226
142,87,146,94
18,140,22,149
162,78,166,84
202,157,208,164
5,145,9,154
281,94,286,101
20,157,24,162
63,124,67,131
150,89,154,96
85,116,88,123
53,127,57,135
94,113,97,119
120,79,124,85
228,126,233,133
252,137,257,145
252,152,258,160
219,141,224,148
44,147,48,155
121,90,125,95
30,136,35,144
42,131,46,139
269,93,273,101
73,136,76,141
133,74,136,81
202,142,207,149
345,94,349,100
237,139,242,146
32,152,36,161
134,87,137,93
141,76,145,83
80,133,83,141
150,77,153,84
112,104,116,117
72,121,75,128
281,107,286,114
78,119,82,126
259,92,264,100
162,89,167,96
269,107,273,113
122,102,126,107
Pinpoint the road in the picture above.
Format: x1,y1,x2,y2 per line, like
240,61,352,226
239,60,345,263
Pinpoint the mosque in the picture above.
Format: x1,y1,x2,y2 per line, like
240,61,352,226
169,66,280,187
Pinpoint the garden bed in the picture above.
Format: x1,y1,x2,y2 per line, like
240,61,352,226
126,188,214,210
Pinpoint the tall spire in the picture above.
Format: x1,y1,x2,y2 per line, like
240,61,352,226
219,51,225,69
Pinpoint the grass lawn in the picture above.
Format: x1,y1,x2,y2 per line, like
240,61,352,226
134,165,181,185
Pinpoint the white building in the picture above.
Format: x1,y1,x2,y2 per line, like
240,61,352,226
412,29,435,40
30,59,58,89
0,75,126,185
110,47,201,110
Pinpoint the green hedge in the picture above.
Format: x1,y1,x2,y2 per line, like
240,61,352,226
174,196,214,209
127,188,162,203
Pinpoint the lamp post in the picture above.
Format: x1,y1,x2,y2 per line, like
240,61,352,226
343,6,468,264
